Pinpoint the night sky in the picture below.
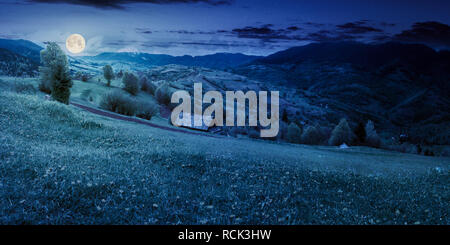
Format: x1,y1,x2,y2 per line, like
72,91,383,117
1,0,449,56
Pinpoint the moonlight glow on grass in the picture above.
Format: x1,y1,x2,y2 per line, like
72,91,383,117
66,34,85,54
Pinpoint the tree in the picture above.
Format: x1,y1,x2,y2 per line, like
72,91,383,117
141,76,156,95
301,125,322,145
103,65,114,86
39,42,72,104
365,120,381,148
140,76,149,91
286,122,302,143
81,73,89,82
328,118,354,146
155,82,172,105
122,72,139,95
117,70,123,78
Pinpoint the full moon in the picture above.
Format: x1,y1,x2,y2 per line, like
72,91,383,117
66,34,86,54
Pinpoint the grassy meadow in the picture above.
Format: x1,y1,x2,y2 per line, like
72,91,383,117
0,76,448,224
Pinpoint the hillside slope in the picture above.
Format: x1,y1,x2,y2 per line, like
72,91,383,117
0,48,38,77
0,79,448,224
233,42,450,143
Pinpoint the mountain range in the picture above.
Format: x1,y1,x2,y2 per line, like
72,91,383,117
0,38,448,144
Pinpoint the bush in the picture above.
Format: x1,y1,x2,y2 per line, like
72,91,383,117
286,122,302,143
100,90,137,116
136,100,158,120
122,72,139,95
103,65,114,86
301,125,322,145
328,118,354,146
39,42,72,104
38,81,51,94
365,120,381,148
141,76,157,95
155,82,172,105
81,73,89,82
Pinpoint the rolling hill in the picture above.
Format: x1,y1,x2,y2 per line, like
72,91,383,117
233,42,450,144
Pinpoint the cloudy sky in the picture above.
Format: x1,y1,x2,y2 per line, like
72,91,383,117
1,0,449,56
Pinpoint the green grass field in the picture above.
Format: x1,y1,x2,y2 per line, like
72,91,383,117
0,76,448,224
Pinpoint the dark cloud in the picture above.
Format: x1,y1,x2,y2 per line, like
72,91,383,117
336,21,383,34
28,0,231,9
380,22,396,27
135,28,152,34
231,25,298,41
394,21,450,49
302,30,358,42
287,26,301,31
303,22,325,28
167,30,217,35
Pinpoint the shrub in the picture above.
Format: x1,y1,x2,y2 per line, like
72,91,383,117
39,42,72,104
40,43,72,102
141,76,157,95
301,125,322,145
328,118,354,146
136,100,158,120
81,73,89,82
103,65,114,86
365,120,381,148
286,122,302,143
100,90,137,116
38,81,51,94
116,70,123,78
122,72,139,95
155,82,172,105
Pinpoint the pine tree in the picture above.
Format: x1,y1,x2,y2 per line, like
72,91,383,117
286,122,302,143
301,125,322,145
365,120,381,148
329,118,354,146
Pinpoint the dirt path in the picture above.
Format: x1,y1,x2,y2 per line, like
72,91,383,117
70,102,217,138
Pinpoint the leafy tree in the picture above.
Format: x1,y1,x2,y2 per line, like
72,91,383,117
117,70,123,78
141,76,156,95
365,120,381,148
301,125,322,145
39,42,72,104
103,65,114,86
286,122,302,143
155,82,172,105
81,73,89,82
122,72,139,95
328,118,354,146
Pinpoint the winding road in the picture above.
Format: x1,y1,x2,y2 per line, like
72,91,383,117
70,102,217,138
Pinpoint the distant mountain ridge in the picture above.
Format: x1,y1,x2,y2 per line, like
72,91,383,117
82,52,262,70
0,38,43,62
233,41,450,143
